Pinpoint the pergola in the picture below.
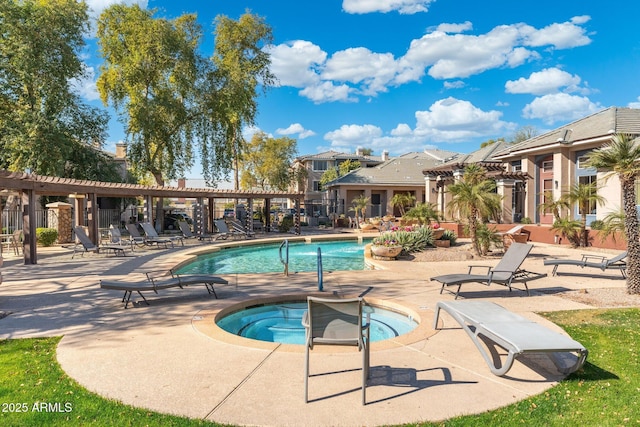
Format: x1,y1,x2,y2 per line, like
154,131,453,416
0,170,304,264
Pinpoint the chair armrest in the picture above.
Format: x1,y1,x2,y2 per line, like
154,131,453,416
301,311,309,328
468,265,492,274
581,254,606,263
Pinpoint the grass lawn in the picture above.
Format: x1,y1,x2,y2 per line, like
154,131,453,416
1,308,638,426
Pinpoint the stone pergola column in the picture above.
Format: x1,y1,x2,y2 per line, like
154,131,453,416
46,202,73,244
496,179,515,223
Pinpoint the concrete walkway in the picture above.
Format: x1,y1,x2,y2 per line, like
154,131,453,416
0,234,629,426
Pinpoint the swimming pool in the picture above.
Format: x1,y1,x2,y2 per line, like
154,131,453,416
216,301,418,344
175,239,369,275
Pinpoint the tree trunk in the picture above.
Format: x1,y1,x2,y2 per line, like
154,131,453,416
622,178,640,294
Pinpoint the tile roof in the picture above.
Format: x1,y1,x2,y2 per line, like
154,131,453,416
295,150,379,163
492,107,640,159
326,152,455,186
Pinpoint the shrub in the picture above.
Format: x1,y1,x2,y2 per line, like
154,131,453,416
589,219,604,230
377,227,434,254
36,228,58,246
520,217,532,224
441,229,457,245
278,216,293,233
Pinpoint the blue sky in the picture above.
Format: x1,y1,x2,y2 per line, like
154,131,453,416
77,0,640,180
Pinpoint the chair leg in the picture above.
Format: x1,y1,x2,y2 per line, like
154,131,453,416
304,345,310,403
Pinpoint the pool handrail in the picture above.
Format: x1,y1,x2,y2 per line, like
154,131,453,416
279,239,289,276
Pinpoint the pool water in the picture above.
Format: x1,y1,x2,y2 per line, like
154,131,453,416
216,302,418,344
176,240,368,275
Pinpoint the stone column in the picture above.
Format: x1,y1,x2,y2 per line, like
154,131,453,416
46,202,73,243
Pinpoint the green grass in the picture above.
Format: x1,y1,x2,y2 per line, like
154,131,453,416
1,309,639,426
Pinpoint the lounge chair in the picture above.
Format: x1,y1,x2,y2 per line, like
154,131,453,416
109,225,136,250
430,242,538,299
65,226,131,259
126,223,173,249
433,300,588,376
140,222,184,247
543,251,627,278
100,271,227,308
302,296,370,405
213,220,241,240
229,219,255,238
178,220,214,242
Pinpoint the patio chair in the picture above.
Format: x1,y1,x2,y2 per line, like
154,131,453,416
302,296,370,405
178,221,214,242
543,251,627,278
430,242,538,299
141,222,184,247
109,225,136,250
10,229,22,255
229,219,255,239
126,223,173,249
433,300,588,376
65,226,131,259
213,220,239,240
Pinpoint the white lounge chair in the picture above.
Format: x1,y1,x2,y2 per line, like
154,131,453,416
433,300,588,376
302,296,370,405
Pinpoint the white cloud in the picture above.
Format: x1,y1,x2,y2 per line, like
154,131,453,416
505,68,582,95
342,0,435,14
276,123,317,139
435,21,472,33
443,80,465,90
322,97,516,153
629,97,640,109
71,66,101,101
522,93,601,125
267,17,592,103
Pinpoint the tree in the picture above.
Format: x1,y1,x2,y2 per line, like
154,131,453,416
512,125,539,143
239,132,298,191
319,159,361,189
585,133,640,294
391,193,416,217
0,0,110,177
560,182,605,247
350,195,370,227
538,191,570,222
404,202,440,226
201,13,276,189
447,164,502,256
97,5,202,186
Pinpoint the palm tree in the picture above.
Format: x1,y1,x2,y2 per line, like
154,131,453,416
391,193,416,217
585,133,640,294
538,191,570,222
550,217,582,248
447,164,502,256
350,194,370,227
404,202,439,226
560,182,605,247
599,210,626,243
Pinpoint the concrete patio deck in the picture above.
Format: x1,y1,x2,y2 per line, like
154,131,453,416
0,234,630,426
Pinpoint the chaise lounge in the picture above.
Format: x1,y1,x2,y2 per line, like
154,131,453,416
543,251,627,278
433,300,588,376
65,226,131,259
430,242,539,299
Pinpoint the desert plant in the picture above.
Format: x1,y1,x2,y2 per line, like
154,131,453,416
404,202,439,225
440,229,457,245
473,223,502,255
350,194,370,226
561,182,605,247
278,216,293,233
35,228,58,246
520,217,532,224
597,210,626,243
390,192,416,216
376,227,434,254
551,218,582,248
589,219,604,230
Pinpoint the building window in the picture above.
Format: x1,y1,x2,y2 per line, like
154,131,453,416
511,160,522,172
542,160,553,172
542,179,553,214
312,181,321,191
576,155,590,169
578,175,597,214
312,160,328,171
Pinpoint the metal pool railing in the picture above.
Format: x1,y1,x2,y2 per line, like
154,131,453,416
279,239,289,276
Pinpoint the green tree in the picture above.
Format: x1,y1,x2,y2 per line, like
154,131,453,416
240,132,298,191
0,0,110,177
350,194,370,227
447,164,502,256
585,133,640,294
598,209,626,244
319,159,361,189
538,191,570,222
97,4,202,186
512,125,539,143
560,182,605,247
391,193,416,217
201,12,276,189
404,203,440,226
551,217,582,248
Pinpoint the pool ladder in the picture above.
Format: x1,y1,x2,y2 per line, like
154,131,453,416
279,239,289,276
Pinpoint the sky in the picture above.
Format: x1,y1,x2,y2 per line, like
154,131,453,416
76,0,640,181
